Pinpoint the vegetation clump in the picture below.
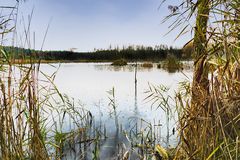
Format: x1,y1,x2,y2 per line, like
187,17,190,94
141,62,153,68
161,55,183,72
111,59,128,66
164,0,240,159
1,0,239,159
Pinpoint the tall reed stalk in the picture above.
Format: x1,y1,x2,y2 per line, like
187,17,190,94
161,0,240,159
0,1,94,159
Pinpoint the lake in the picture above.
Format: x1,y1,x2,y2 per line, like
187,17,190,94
39,62,193,159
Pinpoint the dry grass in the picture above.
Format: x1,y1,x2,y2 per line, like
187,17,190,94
0,2,95,159
171,0,240,159
175,60,240,160
149,0,240,159
1,1,239,160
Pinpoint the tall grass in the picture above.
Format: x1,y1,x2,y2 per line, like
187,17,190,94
160,0,240,159
0,3,48,159
0,2,95,159
160,54,183,73
1,0,239,160
0,43,49,159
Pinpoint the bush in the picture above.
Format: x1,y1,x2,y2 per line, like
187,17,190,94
161,55,183,72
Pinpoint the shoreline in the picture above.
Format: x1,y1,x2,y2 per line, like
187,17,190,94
4,58,193,64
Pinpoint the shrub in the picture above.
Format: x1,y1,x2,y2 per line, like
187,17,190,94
161,55,183,72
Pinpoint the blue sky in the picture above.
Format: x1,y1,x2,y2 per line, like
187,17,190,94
14,0,192,51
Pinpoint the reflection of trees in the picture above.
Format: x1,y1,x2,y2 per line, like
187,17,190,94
94,63,156,72
94,63,194,73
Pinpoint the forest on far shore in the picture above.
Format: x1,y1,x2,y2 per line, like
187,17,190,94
2,44,193,62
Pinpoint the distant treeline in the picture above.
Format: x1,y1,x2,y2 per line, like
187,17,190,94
2,44,192,62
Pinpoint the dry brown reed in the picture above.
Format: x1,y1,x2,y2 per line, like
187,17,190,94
0,2,94,159
153,0,240,159
168,0,240,159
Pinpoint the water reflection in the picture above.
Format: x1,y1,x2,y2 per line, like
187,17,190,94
94,63,155,72
39,62,193,159
94,61,193,73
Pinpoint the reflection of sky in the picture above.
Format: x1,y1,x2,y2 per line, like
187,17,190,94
6,0,192,51
40,63,193,146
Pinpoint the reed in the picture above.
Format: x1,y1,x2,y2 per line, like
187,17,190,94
0,2,48,159
161,55,183,72
1,0,239,160
0,2,96,159
161,0,240,159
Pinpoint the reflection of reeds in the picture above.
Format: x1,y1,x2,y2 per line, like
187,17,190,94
107,87,119,131
0,2,170,160
145,84,173,146
3,1,239,159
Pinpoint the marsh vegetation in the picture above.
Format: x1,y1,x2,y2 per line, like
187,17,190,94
0,0,239,160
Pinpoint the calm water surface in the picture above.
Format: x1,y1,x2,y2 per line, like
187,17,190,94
40,62,193,159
